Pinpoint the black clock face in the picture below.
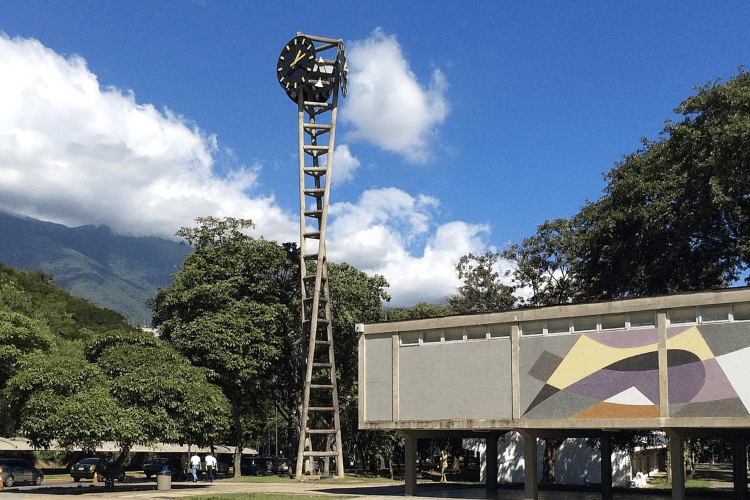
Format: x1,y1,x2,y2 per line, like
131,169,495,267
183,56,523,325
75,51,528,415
277,37,316,93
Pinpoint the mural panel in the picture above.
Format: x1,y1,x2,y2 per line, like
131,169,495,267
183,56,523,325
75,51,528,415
521,323,750,419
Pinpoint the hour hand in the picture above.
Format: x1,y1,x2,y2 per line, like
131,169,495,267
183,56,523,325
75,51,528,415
291,50,305,67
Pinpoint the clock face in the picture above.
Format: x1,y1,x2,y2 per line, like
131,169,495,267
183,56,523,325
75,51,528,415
277,37,316,93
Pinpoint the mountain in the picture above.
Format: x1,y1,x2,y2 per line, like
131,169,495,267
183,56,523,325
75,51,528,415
0,211,191,324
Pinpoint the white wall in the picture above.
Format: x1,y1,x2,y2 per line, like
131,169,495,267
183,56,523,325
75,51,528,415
465,432,632,487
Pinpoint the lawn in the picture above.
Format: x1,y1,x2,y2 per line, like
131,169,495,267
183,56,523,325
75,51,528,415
647,477,710,489
190,494,353,500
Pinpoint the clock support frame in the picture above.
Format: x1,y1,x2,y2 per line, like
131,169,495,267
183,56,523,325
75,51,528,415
288,33,346,479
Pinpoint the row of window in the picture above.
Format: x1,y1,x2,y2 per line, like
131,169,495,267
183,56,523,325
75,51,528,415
399,303,750,346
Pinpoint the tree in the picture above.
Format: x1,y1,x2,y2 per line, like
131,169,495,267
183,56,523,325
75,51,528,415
385,302,452,320
574,68,750,299
151,217,298,475
5,329,229,454
502,218,579,307
449,252,516,313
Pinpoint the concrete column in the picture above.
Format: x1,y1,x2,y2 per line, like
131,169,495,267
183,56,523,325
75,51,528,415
733,436,748,500
404,433,417,496
600,436,612,500
667,430,685,500
486,433,498,493
521,431,538,500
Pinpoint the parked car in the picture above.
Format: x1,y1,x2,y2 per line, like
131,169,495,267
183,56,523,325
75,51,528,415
143,457,183,479
70,457,125,483
0,458,44,487
240,456,263,476
273,457,290,475
258,456,275,475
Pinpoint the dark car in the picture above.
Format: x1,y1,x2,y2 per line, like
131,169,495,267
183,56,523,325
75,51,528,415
144,457,184,479
273,457,290,475
240,456,265,476
0,458,44,487
70,457,126,483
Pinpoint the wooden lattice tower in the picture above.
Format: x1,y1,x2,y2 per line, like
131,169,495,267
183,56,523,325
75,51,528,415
277,33,346,478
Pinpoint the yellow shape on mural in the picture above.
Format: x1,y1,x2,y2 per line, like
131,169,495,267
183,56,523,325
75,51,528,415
546,335,657,390
546,326,716,391
668,326,714,360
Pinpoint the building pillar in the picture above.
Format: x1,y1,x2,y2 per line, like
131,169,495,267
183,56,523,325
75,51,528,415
404,433,417,496
521,431,538,500
733,436,748,500
600,436,612,500
486,433,498,493
667,430,685,500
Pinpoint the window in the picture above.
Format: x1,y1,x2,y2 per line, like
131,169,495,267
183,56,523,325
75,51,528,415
574,315,598,332
489,323,512,338
400,331,420,345
423,329,442,343
601,314,626,330
733,303,750,321
669,307,696,325
521,321,544,336
701,305,729,323
547,318,571,334
629,311,656,328
444,328,464,342
466,325,488,340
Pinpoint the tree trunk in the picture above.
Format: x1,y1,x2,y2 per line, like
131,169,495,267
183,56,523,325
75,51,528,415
541,438,563,484
231,393,244,477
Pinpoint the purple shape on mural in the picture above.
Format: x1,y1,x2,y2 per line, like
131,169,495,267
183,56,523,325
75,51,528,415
591,329,658,349
692,358,738,403
668,361,707,404
566,368,660,404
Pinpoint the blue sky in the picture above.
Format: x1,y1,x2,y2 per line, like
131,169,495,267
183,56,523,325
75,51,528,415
1,1,749,307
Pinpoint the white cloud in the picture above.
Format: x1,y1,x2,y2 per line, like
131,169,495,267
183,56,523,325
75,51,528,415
327,188,494,307
341,28,450,164
0,35,504,309
331,144,360,184
0,34,297,243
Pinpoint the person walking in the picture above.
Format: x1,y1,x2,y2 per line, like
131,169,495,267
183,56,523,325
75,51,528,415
190,453,201,482
205,453,217,482
439,450,448,482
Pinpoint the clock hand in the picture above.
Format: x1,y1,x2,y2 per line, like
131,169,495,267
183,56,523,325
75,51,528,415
291,50,305,67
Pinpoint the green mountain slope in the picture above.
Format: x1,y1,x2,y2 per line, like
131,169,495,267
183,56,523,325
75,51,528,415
0,212,190,324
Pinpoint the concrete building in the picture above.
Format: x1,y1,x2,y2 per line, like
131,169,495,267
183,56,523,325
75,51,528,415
358,287,750,500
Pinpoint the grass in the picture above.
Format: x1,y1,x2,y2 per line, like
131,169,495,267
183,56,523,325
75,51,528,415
223,475,398,485
189,495,354,500
647,477,710,489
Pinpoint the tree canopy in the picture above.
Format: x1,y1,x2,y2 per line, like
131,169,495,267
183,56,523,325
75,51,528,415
151,217,298,474
1,264,229,452
496,68,750,306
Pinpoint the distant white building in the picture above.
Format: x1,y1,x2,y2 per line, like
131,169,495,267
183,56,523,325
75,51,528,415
464,433,635,487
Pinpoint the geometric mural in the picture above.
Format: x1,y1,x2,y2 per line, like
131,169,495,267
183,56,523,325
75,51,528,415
522,323,750,420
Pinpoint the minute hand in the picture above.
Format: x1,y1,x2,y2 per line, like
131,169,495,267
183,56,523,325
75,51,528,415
291,50,306,67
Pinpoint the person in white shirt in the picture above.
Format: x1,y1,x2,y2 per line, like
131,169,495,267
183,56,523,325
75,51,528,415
190,453,201,482
205,453,217,482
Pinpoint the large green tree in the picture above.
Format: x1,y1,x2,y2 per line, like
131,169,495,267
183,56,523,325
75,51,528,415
5,329,229,454
574,68,750,299
150,217,298,475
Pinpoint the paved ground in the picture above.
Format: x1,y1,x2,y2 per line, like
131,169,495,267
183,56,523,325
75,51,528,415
0,464,743,500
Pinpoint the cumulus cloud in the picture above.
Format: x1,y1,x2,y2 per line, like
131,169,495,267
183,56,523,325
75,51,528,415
327,188,493,306
0,34,297,242
331,144,360,184
0,35,497,309
342,28,449,164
